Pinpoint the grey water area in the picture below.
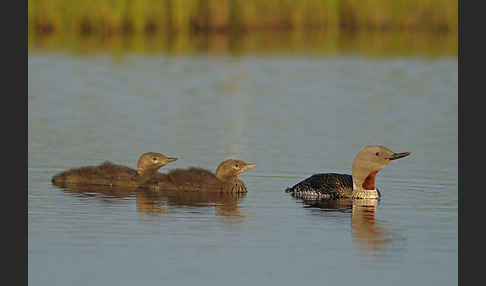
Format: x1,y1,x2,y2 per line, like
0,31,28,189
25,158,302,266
28,50,457,285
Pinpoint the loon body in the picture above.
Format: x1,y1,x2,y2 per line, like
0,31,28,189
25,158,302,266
51,152,178,188
286,145,410,200
141,159,257,193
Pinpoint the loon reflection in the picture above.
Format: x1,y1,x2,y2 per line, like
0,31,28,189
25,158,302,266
301,198,391,256
136,189,246,218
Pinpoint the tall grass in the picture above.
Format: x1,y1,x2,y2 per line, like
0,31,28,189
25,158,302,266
29,0,457,36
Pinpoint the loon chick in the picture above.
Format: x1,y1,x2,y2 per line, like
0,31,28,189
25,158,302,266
285,145,411,200
51,152,178,188
142,159,258,193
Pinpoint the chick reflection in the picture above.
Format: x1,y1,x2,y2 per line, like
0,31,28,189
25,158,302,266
136,189,246,219
56,183,139,200
302,198,390,256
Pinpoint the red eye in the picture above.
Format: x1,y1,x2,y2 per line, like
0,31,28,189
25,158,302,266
375,152,380,156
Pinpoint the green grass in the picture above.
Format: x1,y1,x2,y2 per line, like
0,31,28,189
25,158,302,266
29,0,458,36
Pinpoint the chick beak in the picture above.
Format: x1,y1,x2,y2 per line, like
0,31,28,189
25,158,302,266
167,157,178,163
245,163,258,169
238,163,258,174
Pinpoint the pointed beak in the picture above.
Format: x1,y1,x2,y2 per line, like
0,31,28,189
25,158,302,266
239,163,257,174
245,163,258,169
388,152,411,160
167,157,178,163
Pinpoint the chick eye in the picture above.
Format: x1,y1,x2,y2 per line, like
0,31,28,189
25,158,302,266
152,157,158,161
375,152,380,156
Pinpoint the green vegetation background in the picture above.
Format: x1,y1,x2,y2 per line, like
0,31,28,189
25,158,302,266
28,0,457,56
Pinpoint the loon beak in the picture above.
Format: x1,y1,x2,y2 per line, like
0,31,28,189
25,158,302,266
167,157,178,163
388,152,411,160
245,163,258,169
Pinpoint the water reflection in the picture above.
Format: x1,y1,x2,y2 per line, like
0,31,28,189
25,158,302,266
56,183,138,200
302,198,391,257
350,200,391,256
216,69,250,160
28,31,457,58
136,190,246,219
54,183,246,219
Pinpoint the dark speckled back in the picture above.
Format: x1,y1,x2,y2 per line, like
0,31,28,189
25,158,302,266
286,173,354,199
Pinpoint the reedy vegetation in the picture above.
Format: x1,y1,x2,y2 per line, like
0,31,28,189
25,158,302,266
29,0,457,36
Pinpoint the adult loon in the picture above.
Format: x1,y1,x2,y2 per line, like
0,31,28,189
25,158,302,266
51,152,178,188
285,145,411,200
141,159,258,193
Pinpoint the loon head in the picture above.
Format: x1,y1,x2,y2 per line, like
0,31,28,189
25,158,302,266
137,152,178,175
215,159,258,182
351,145,411,191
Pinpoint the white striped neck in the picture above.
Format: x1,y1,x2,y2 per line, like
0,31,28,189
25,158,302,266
351,188,379,199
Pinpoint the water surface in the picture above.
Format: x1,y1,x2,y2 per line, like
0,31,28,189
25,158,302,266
28,38,457,285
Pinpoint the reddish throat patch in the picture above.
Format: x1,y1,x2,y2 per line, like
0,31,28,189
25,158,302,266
362,171,379,190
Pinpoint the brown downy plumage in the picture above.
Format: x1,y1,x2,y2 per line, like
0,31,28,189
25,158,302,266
51,152,178,188
141,159,258,193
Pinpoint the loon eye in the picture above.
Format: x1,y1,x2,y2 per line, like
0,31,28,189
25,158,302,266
375,152,380,156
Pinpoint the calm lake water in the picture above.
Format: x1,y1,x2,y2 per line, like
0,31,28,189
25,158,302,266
28,34,457,286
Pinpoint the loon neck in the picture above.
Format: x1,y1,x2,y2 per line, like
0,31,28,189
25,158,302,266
352,170,380,199
361,170,378,190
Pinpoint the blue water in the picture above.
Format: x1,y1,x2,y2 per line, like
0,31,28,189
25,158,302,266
28,51,457,286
